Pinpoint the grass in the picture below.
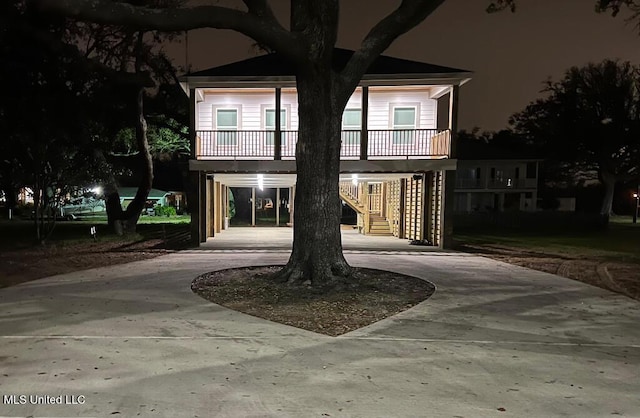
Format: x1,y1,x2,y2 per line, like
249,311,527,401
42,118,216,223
455,221,640,263
69,214,190,224
0,215,190,250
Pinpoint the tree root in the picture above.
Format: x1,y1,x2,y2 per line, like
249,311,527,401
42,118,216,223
272,258,354,288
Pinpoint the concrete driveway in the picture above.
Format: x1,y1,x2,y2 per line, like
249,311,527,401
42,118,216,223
1,250,639,417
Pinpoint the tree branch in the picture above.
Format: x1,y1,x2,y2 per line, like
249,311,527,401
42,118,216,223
338,0,446,93
242,0,278,21
36,0,301,61
10,16,154,87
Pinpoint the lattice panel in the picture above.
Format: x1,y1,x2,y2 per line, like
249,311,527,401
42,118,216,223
404,177,423,240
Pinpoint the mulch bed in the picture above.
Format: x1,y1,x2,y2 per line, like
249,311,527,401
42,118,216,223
191,266,435,336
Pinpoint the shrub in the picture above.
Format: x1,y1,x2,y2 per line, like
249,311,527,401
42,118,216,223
154,204,177,217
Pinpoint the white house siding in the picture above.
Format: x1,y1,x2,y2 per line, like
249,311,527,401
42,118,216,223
367,88,436,130
197,89,292,131
197,87,437,132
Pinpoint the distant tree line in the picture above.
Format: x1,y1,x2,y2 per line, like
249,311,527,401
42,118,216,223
459,59,640,221
0,0,188,243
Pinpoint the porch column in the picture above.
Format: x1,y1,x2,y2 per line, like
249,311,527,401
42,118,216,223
207,176,215,238
274,87,282,160
276,187,280,226
188,171,201,245
199,172,207,242
189,88,198,159
426,173,435,243
419,173,426,241
224,185,230,229
215,181,222,234
360,86,369,160
251,187,256,226
399,178,406,238
290,185,295,226
442,85,460,249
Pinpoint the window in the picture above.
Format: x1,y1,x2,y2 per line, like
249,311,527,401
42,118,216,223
342,109,361,145
264,108,287,145
526,162,537,179
216,109,238,145
392,106,416,144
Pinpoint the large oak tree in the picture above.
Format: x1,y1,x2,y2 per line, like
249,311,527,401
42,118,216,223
510,60,640,220
38,0,635,285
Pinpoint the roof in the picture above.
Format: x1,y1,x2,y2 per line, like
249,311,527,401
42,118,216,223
183,48,471,79
457,140,542,161
118,187,171,200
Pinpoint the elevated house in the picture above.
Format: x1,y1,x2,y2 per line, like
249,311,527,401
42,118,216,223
455,140,540,213
455,159,539,212
180,49,471,248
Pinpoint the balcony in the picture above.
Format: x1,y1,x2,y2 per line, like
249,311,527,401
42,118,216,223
195,129,450,160
456,177,538,190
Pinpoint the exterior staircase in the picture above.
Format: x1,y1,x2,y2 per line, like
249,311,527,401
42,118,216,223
368,214,392,236
339,182,392,236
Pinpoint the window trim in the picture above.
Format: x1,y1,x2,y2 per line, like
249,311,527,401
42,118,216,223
342,108,362,145
213,106,241,146
261,104,291,146
390,104,419,144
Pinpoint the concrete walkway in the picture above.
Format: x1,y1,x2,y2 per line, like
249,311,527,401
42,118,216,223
1,249,639,417
200,226,440,252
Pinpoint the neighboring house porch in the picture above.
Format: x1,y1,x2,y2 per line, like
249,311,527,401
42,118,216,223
454,159,540,213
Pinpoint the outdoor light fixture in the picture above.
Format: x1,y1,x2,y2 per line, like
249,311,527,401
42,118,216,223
634,189,639,224
352,174,358,186
258,174,264,191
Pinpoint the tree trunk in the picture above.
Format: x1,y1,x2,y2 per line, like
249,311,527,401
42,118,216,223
120,86,153,233
273,70,352,286
599,169,616,225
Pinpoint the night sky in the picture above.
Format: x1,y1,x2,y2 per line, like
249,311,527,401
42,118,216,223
168,0,639,131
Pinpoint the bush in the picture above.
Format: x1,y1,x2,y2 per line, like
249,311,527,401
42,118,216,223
154,205,177,217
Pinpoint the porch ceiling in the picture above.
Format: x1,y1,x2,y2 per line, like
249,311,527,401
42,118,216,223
213,173,416,188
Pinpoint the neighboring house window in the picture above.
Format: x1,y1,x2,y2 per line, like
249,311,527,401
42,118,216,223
216,108,238,145
526,162,537,178
264,108,287,145
342,108,361,145
392,106,416,144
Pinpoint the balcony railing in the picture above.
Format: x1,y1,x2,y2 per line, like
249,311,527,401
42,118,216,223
456,178,538,189
195,129,450,160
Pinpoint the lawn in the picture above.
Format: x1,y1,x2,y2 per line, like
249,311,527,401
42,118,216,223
454,217,640,299
0,218,191,288
0,215,190,249
455,222,640,263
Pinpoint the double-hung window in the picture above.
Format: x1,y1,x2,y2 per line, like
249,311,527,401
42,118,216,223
392,106,416,144
341,109,362,145
264,108,287,145
216,109,238,145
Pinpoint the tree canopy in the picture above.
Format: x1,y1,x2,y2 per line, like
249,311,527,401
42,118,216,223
510,59,640,218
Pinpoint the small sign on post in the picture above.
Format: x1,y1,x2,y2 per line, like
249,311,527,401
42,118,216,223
90,226,97,242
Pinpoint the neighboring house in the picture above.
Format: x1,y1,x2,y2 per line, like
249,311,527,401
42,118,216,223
118,187,172,208
179,48,471,248
455,159,540,212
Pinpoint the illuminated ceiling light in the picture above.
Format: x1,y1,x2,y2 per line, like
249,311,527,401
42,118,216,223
258,174,264,191
351,174,358,186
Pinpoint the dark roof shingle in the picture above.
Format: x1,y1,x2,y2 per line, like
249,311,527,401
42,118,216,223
185,48,470,78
